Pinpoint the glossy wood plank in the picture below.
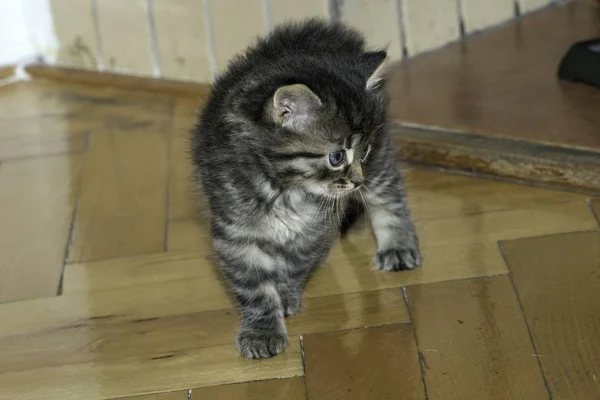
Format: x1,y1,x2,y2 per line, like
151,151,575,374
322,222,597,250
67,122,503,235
407,277,548,399
269,0,328,26
0,340,302,400
96,0,154,75
502,231,600,399
0,67,14,80
402,0,460,55
0,287,404,397
154,0,212,83
68,129,168,262
341,0,403,60
304,172,596,298
210,0,267,71
26,65,211,97
193,378,305,400
7,257,407,371
462,0,514,33
591,199,600,226
0,156,81,302
50,0,100,69
304,324,425,399
63,252,215,293
169,98,202,221
167,168,595,297
167,219,209,252
389,3,600,152
121,391,188,400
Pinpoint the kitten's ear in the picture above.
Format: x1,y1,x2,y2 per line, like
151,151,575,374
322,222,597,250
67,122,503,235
361,51,387,91
270,84,322,130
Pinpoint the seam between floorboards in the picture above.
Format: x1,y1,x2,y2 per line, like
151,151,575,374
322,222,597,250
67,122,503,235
498,241,554,399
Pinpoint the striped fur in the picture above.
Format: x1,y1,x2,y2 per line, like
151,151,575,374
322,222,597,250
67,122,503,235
191,20,420,359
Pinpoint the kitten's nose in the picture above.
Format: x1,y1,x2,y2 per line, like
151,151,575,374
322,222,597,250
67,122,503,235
350,176,364,187
348,165,364,187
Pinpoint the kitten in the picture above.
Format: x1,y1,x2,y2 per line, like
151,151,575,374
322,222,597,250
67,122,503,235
191,19,421,359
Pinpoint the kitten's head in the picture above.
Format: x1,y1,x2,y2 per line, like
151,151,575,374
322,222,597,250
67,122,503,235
263,51,387,198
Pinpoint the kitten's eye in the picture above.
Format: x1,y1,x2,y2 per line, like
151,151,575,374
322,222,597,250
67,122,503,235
362,144,372,162
328,150,345,167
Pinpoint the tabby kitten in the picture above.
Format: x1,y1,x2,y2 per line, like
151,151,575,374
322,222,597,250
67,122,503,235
191,20,421,359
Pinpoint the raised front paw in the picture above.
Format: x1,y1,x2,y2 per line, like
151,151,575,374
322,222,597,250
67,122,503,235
236,328,288,359
375,247,421,272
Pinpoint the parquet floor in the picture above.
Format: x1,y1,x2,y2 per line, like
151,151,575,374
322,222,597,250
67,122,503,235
0,80,598,399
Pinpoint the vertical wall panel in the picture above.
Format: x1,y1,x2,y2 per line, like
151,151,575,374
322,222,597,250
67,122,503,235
341,0,403,60
97,0,154,75
402,0,461,55
269,0,329,27
154,0,211,82
210,0,267,72
50,0,99,69
462,0,514,33
519,0,554,13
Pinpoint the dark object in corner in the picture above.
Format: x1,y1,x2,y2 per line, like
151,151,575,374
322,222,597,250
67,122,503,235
558,38,600,89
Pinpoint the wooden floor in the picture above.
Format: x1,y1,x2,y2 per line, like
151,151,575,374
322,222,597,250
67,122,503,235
388,2,600,193
0,79,599,400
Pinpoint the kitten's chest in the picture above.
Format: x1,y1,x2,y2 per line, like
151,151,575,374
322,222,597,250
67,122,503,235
260,193,326,244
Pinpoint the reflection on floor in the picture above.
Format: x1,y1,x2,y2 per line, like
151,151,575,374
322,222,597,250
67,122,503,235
0,80,598,399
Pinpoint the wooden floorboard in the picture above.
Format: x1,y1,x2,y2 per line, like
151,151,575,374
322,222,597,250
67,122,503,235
502,231,600,399
0,72,598,399
406,277,549,399
303,325,425,400
192,378,305,400
388,2,600,192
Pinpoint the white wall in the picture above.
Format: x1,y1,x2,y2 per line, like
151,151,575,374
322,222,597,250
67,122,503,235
0,0,58,66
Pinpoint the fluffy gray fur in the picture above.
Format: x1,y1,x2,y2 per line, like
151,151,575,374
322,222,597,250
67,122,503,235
191,20,420,359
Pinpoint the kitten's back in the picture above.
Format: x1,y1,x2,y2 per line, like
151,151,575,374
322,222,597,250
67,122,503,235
250,19,366,60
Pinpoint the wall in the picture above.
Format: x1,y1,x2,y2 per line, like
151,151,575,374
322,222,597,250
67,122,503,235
0,0,57,66
45,0,556,83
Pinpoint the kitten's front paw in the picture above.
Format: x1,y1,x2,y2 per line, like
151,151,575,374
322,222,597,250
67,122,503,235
375,247,421,271
236,328,288,359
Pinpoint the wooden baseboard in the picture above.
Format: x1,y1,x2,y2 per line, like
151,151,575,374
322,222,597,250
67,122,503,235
0,66,15,80
24,64,211,97
392,124,600,195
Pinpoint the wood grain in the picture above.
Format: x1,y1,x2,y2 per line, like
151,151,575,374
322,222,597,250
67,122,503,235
304,325,425,399
0,340,302,400
169,98,203,221
0,66,14,80
407,277,548,399
0,156,81,302
68,129,168,262
591,199,600,226
389,3,600,152
63,252,216,293
121,391,188,400
25,65,211,97
193,378,305,400
502,231,600,399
